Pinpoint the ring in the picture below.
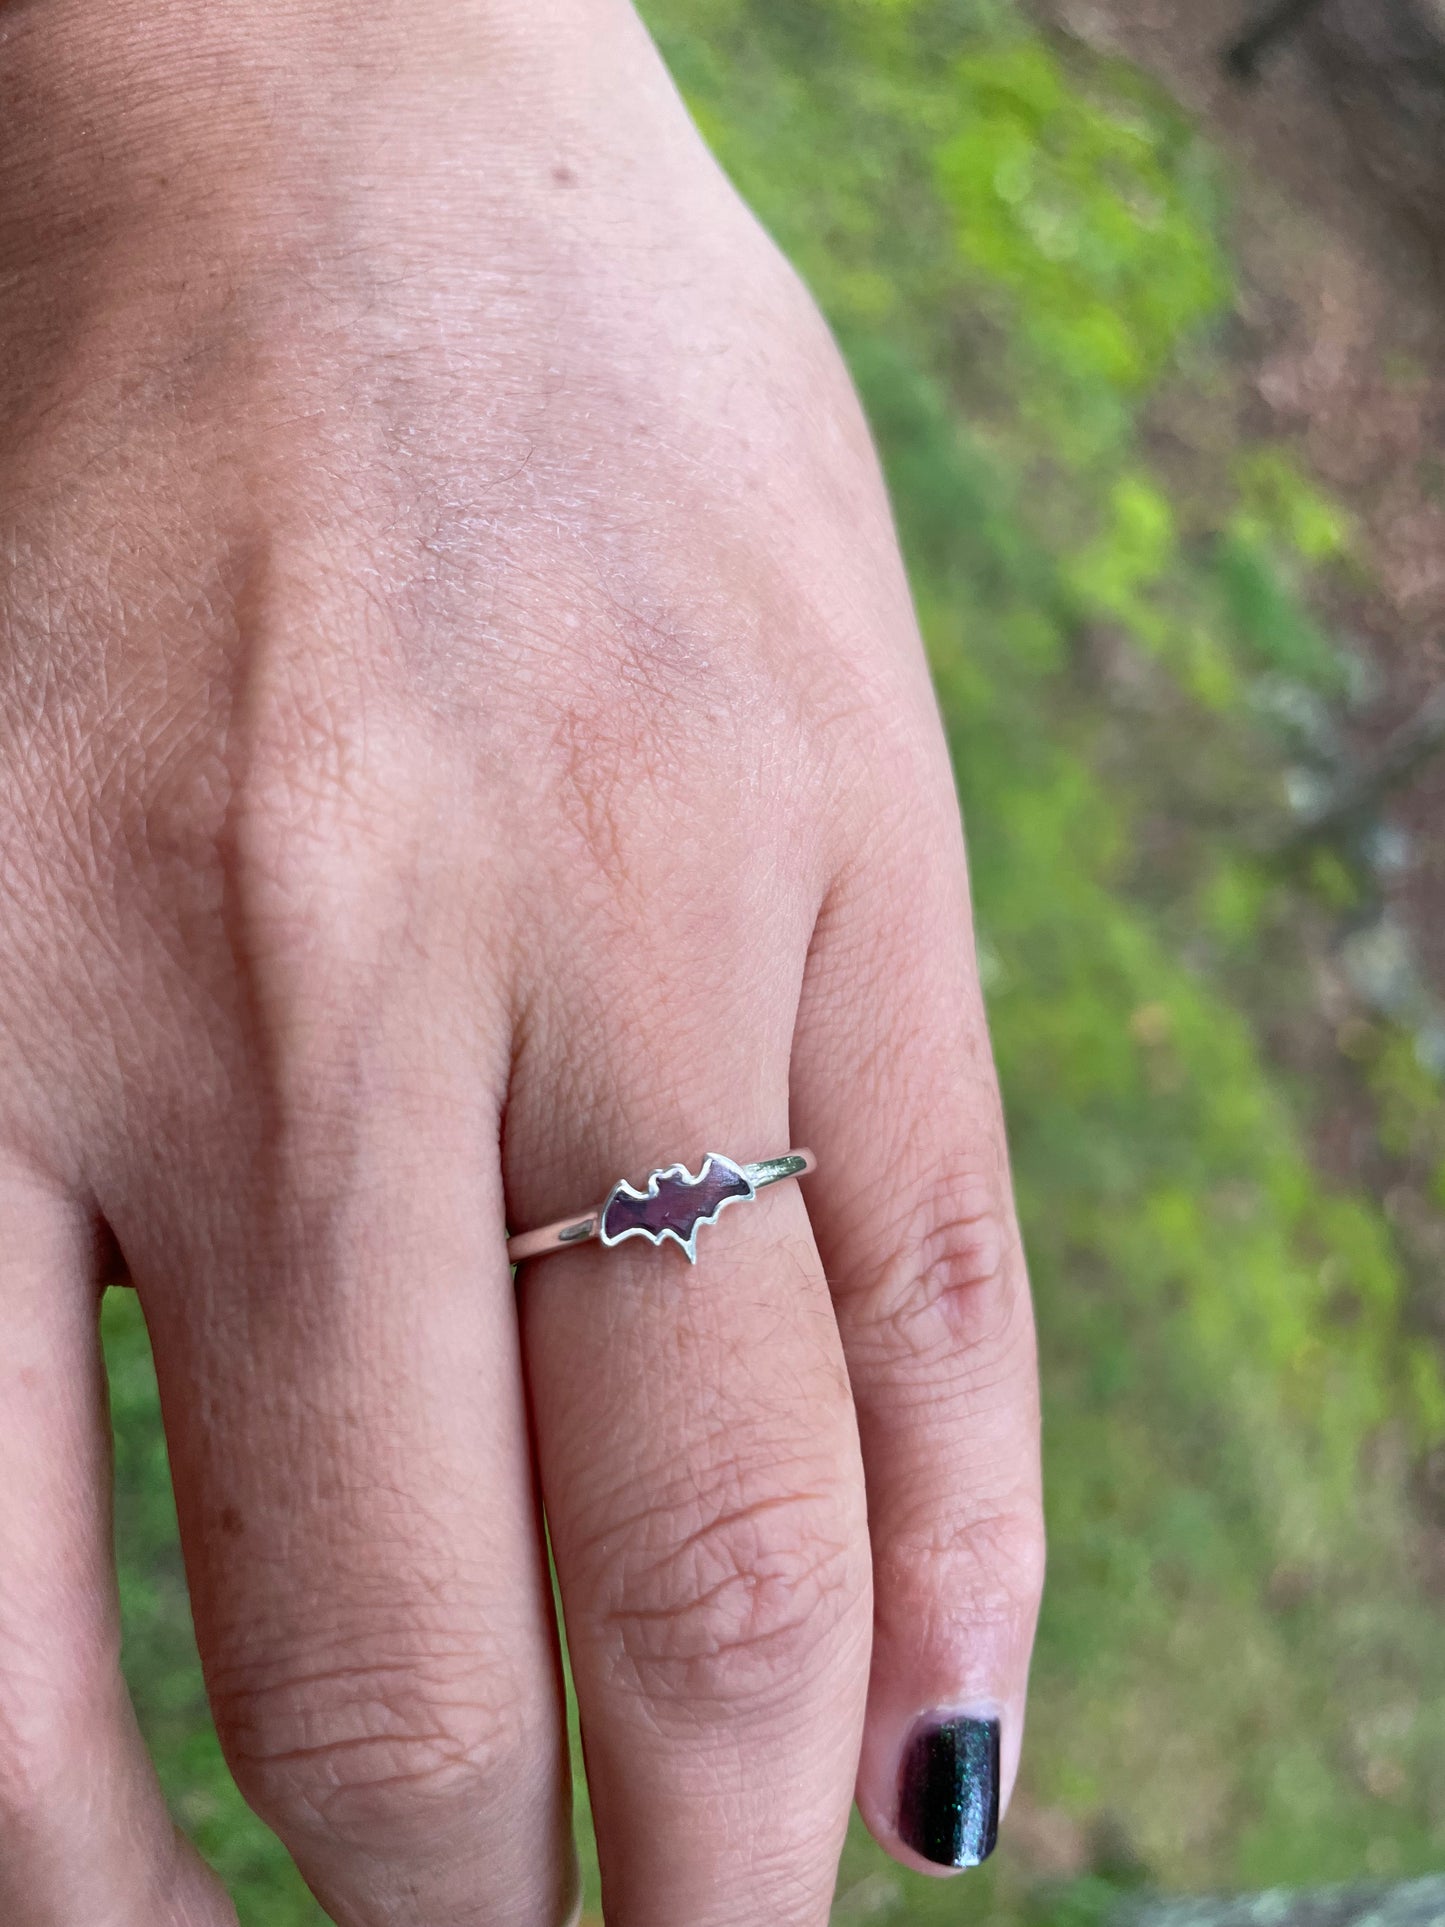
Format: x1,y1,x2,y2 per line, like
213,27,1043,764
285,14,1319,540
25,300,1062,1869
507,1149,816,1266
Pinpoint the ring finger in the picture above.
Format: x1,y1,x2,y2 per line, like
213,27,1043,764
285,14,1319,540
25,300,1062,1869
509,916,872,1926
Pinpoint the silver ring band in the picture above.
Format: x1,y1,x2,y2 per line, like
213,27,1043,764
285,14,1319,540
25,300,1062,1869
507,1149,816,1267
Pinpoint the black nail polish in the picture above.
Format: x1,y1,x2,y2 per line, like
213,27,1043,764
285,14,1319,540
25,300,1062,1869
897,1715,1000,1868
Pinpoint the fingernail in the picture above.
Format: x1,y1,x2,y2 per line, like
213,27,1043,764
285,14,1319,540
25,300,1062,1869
897,1714,1000,1868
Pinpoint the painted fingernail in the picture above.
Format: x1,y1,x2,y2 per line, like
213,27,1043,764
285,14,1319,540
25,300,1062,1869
897,1714,1000,1868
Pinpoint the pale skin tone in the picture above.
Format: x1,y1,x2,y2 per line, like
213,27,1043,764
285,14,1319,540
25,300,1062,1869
0,0,1044,1921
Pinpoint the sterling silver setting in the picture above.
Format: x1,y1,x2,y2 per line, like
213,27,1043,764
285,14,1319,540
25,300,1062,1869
507,1149,815,1266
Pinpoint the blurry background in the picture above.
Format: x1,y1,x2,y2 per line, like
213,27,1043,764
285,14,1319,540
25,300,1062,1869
105,0,1445,1919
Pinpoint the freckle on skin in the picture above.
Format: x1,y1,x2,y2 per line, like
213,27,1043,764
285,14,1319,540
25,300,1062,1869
218,1506,245,1538
552,163,577,186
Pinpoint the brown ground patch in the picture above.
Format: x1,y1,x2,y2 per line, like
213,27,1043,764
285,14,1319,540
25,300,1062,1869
1032,0,1445,987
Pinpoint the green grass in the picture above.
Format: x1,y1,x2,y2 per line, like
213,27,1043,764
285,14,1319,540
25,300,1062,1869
108,1,1445,1919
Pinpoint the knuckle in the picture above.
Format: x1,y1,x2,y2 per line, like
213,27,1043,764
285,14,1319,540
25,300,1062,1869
200,687,450,1134
211,1644,532,1852
857,1152,1031,1388
882,1497,1047,1648
918,1500,1046,1619
221,708,393,950
201,583,427,963
590,1453,867,1719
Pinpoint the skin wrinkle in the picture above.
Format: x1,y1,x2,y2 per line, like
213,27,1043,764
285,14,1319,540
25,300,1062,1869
867,1199,1015,1357
574,1435,852,1571
212,1649,531,1759
228,1720,537,1859
599,1579,864,1721
885,1504,1049,1609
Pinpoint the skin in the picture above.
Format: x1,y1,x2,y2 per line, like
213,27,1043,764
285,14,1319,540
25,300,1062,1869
0,0,1045,1922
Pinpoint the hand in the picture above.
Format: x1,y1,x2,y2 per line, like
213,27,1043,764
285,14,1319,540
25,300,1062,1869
0,1,1044,1921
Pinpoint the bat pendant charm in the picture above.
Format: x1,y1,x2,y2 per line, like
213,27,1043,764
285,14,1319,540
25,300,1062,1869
600,1154,756,1264
506,1149,816,1266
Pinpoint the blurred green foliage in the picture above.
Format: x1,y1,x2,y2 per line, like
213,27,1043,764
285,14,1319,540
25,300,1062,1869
106,1,1445,1920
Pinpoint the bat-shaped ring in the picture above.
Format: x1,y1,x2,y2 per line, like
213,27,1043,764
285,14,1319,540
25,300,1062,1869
506,1150,816,1266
